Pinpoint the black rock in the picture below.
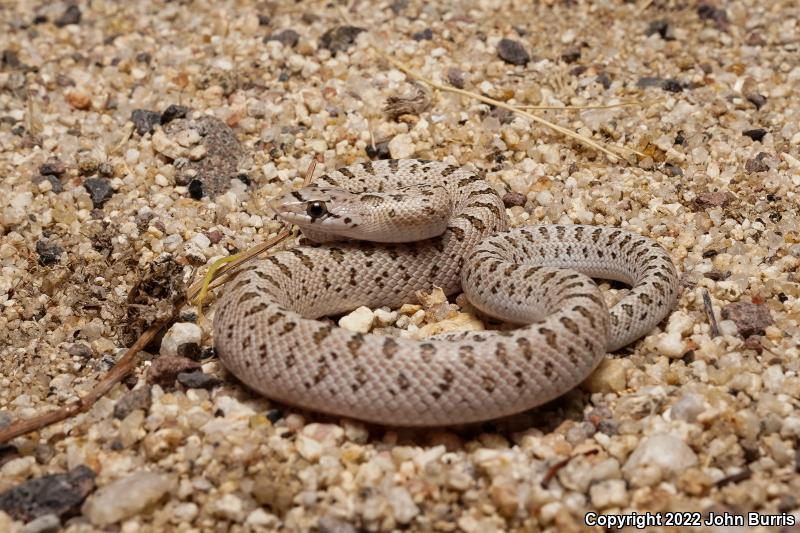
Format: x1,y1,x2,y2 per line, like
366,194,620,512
411,28,433,41
258,14,270,26
561,47,581,63
697,3,728,24
265,29,300,48
198,346,217,360
661,79,684,92
177,370,222,390
278,71,290,82
365,140,390,160
319,26,365,54
0,443,20,468
265,409,284,423
745,92,767,109
84,178,114,208
1,49,22,69
176,341,200,359
497,38,529,65
646,19,673,40
743,128,767,142
596,72,612,89
32,14,48,24
160,104,189,124
39,159,66,176
136,52,152,64
131,109,161,135
0,465,96,522
54,5,82,28
188,179,204,199
35,239,63,266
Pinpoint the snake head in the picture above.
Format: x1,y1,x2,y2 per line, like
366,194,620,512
270,186,364,242
271,184,452,243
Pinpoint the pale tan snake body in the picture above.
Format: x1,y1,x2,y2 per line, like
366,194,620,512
213,159,679,426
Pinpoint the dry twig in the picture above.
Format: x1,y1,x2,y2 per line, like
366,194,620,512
378,52,646,161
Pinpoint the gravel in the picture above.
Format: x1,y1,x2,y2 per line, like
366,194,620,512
1,0,798,530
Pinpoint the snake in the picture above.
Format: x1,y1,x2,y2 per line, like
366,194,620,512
213,159,680,426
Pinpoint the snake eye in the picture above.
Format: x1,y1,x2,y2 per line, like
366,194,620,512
306,201,327,218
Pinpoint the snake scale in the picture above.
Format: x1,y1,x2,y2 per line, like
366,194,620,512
213,159,679,426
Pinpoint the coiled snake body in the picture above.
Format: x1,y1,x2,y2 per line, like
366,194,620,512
214,159,679,426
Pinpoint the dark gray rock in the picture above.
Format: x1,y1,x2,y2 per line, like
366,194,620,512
497,38,529,65
113,386,152,419
177,370,222,390
83,178,113,208
35,239,63,266
0,465,96,522
320,26,365,54
131,109,162,135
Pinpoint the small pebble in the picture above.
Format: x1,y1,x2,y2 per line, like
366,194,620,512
81,472,175,526
338,306,374,333
265,29,300,48
721,301,774,337
35,239,63,266
319,26,365,53
146,356,201,388
38,159,66,176
623,433,698,476
411,28,433,41
694,191,733,209
83,178,114,208
742,128,767,142
496,38,530,65
446,68,466,88
131,109,162,135
113,386,152,419
20,513,60,533
160,104,189,124
388,133,415,158
188,179,204,199
502,191,526,207
177,370,222,390
0,466,96,522
54,5,81,27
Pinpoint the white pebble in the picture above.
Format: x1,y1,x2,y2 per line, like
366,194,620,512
656,332,688,358
388,487,419,524
589,479,627,508
338,306,375,333
212,493,245,521
82,472,176,526
21,513,60,533
623,433,697,476
0,456,35,478
160,322,203,356
388,134,416,159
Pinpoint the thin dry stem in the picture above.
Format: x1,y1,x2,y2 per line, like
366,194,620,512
379,52,647,160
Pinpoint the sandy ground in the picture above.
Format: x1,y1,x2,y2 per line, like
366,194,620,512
1,0,799,531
